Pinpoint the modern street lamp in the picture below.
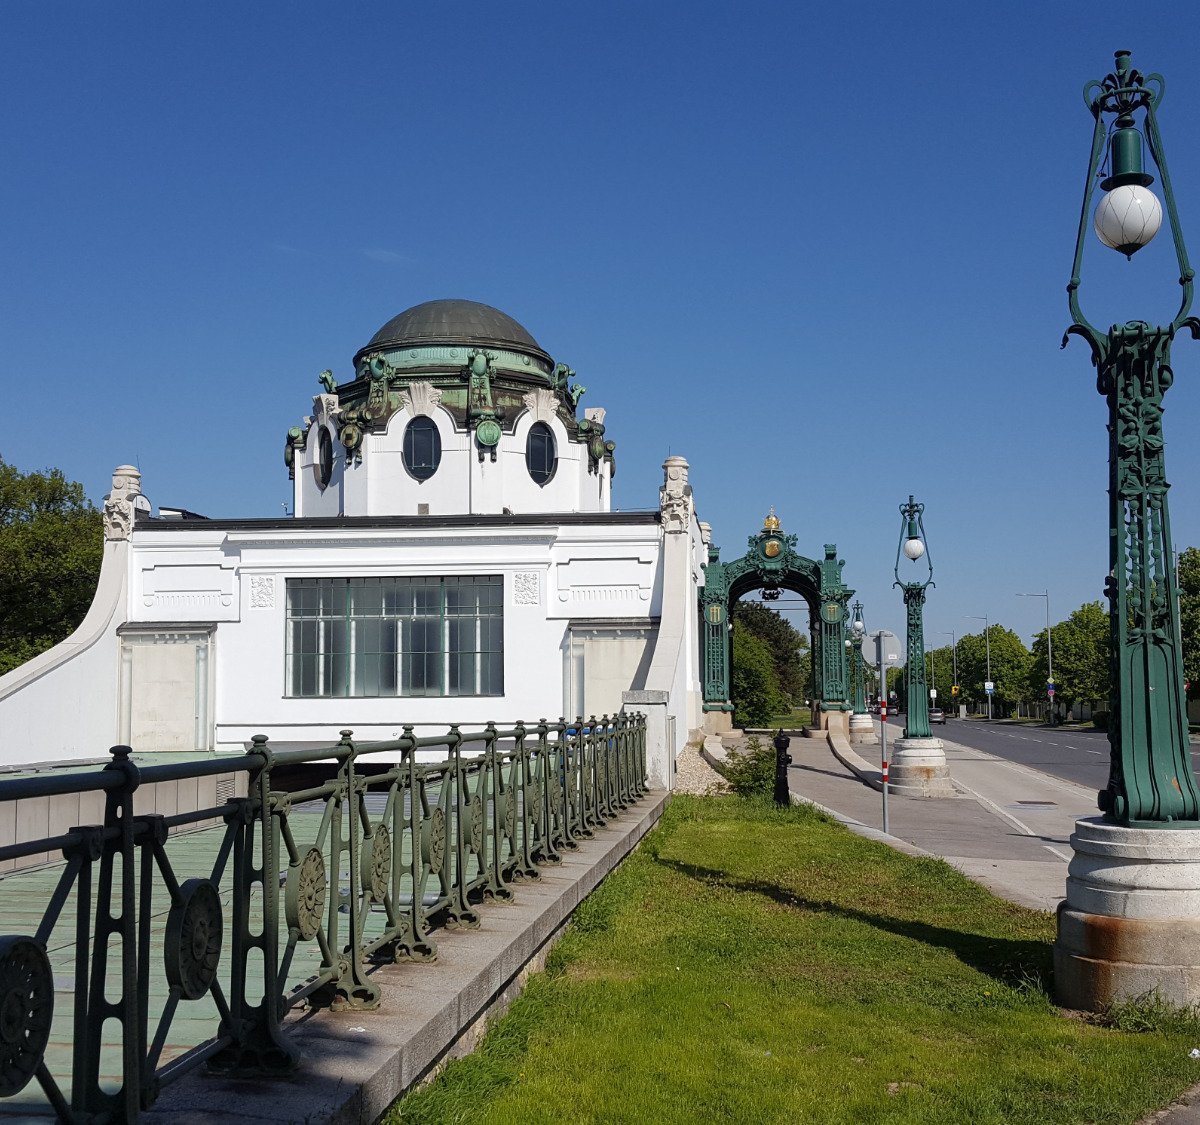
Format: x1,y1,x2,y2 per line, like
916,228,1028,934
889,496,950,796
1056,50,1200,1014
942,630,959,714
965,614,992,719
1017,591,1054,722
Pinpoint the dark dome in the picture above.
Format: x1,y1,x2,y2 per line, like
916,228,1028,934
360,299,545,357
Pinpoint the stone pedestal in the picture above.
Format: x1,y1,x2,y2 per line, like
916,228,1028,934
848,712,877,745
889,737,953,797
703,709,733,736
1055,817,1200,1010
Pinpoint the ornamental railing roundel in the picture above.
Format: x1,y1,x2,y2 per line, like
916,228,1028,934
701,524,853,717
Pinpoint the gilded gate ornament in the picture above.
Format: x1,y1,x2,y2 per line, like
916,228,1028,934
285,847,327,941
164,879,224,1001
0,937,53,1096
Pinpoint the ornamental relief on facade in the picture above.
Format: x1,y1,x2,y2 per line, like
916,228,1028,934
249,575,276,610
513,571,541,606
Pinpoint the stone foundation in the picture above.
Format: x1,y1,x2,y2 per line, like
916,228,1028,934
848,712,877,745
888,736,953,797
1055,816,1200,1010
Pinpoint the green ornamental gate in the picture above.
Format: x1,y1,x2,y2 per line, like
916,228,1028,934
701,512,854,717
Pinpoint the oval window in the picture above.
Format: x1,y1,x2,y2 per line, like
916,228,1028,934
403,416,442,481
315,428,334,489
526,422,557,486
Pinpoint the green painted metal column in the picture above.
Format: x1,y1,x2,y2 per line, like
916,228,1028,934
818,545,852,711
895,496,934,740
1064,49,1200,826
700,546,733,714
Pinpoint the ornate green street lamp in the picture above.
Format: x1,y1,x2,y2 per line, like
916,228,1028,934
848,601,867,715
1064,49,1200,827
895,496,934,740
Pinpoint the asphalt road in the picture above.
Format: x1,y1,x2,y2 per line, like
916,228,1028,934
882,714,1114,791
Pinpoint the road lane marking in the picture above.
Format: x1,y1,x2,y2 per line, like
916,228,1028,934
1043,845,1071,861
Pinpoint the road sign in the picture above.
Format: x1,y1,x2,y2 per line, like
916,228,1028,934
865,630,901,667
930,688,937,699
951,685,959,696
1048,688,1055,698
984,680,994,692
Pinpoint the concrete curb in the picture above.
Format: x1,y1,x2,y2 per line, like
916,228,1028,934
146,792,670,1125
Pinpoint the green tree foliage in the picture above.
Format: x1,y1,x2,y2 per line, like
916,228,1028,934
955,626,1030,715
1027,600,1109,716
732,600,810,705
1179,547,1200,701
0,459,103,675
730,620,786,728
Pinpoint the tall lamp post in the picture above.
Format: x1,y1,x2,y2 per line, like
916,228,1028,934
847,601,874,743
1017,591,1054,722
965,614,992,719
1055,50,1200,1013
890,496,951,796
942,630,959,716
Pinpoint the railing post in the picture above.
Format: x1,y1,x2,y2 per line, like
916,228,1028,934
74,745,141,1117
333,730,380,1010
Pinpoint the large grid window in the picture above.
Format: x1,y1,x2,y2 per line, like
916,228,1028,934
286,576,503,698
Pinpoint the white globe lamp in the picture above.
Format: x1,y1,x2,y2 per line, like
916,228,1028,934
1094,184,1163,257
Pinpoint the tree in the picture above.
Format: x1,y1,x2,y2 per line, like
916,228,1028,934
732,600,810,706
1028,600,1109,718
730,620,786,728
0,459,103,675
955,625,1030,716
1179,547,1200,701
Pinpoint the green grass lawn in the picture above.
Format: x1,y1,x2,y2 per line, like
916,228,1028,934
385,797,1200,1124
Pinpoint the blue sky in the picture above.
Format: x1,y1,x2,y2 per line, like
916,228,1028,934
4,2,1200,658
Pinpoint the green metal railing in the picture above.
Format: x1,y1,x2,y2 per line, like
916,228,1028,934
0,713,648,1121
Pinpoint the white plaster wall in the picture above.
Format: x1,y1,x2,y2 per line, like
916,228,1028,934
294,422,344,519
165,522,668,751
0,541,129,765
361,406,469,517
323,406,608,519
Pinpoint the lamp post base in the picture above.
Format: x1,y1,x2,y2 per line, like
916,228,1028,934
1055,816,1200,1010
889,737,953,797
848,712,877,744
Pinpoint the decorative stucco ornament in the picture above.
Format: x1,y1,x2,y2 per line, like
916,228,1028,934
103,464,143,541
659,456,692,533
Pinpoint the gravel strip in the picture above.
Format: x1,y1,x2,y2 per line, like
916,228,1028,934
674,743,728,795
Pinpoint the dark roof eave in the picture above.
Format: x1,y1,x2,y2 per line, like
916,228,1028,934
137,511,662,533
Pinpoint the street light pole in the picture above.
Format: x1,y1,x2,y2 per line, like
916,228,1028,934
890,497,951,797
1055,50,1200,1014
1018,591,1053,722
942,630,958,714
966,614,992,719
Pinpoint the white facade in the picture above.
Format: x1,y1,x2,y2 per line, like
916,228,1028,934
0,302,705,787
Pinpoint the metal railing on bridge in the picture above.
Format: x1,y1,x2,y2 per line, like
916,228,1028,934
0,713,648,1121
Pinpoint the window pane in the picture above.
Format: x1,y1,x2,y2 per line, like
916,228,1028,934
286,576,501,698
